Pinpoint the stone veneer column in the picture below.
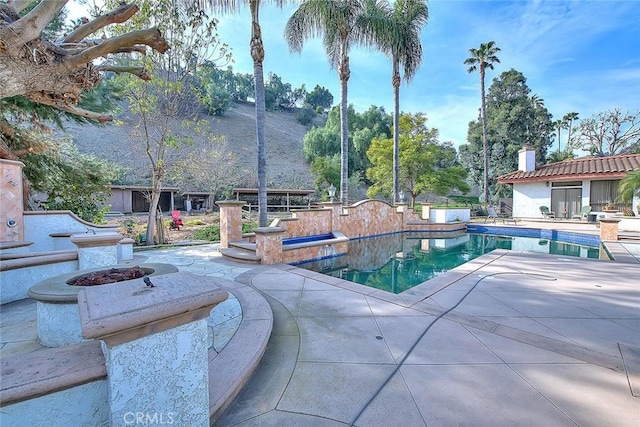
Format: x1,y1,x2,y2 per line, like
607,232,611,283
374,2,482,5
599,218,621,241
395,203,409,230
71,232,123,269
216,200,247,248
78,272,228,426
321,202,342,232
0,159,25,242
254,227,285,264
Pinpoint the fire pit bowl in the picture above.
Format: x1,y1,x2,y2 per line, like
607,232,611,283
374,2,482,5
28,263,178,347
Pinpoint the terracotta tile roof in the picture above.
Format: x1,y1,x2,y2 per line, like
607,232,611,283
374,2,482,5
498,154,640,183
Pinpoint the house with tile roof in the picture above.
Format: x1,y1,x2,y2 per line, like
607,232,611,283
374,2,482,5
498,146,640,219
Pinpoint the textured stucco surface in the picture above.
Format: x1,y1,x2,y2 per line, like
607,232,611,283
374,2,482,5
76,245,119,270
37,302,84,347
0,380,108,426
104,320,210,426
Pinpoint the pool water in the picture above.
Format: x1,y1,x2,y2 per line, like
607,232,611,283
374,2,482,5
296,232,601,294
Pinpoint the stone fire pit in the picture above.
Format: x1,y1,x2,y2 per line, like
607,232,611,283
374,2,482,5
28,263,178,347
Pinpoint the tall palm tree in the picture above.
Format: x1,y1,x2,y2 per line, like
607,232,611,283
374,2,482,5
563,111,579,150
364,0,428,204
197,0,288,227
464,41,500,205
554,118,567,152
285,0,368,205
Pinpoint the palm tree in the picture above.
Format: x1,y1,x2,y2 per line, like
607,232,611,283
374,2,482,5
547,150,575,163
364,0,428,204
464,41,500,205
285,0,368,205
553,118,567,152
563,111,579,150
617,169,640,210
530,94,545,109
197,0,288,227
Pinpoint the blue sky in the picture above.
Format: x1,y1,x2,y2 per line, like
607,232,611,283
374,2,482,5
71,0,640,150
214,0,640,149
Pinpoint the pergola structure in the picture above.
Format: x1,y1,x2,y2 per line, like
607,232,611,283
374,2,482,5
232,188,317,213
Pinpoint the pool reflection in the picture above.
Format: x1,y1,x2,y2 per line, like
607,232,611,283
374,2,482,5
297,232,600,294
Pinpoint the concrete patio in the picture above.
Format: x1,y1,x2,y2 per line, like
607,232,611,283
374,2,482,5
1,220,639,426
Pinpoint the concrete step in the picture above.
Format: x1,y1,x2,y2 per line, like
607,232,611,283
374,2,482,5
219,247,261,264
229,241,256,251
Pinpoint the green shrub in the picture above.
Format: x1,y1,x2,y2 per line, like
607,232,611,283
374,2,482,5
448,195,480,205
296,106,316,125
192,225,221,241
242,222,258,233
185,219,206,226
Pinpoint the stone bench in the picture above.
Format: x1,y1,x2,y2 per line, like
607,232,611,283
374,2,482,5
0,241,34,252
0,249,77,267
0,250,79,304
0,340,106,407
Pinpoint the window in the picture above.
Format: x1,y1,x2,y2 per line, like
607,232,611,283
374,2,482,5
551,181,581,187
590,180,627,211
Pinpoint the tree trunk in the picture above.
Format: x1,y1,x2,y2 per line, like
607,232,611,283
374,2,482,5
557,127,562,152
480,66,489,205
251,4,268,227
392,59,401,205
145,166,164,246
156,207,165,245
146,188,161,245
338,43,350,205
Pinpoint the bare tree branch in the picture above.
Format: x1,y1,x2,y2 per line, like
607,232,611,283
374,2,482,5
95,65,150,80
63,3,139,44
65,28,169,69
25,91,113,123
1,0,67,52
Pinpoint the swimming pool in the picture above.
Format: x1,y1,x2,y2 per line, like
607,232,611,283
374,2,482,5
295,231,602,294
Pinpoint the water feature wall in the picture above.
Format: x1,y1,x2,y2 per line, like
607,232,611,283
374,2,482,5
219,199,468,265
272,200,465,240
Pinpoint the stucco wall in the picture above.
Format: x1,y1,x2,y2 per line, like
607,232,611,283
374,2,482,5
0,380,108,426
23,211,117,252
513,182,552,218
431,208,471,223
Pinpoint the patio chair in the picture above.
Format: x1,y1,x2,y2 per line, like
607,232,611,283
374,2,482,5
485,206,517,225
539,206,555,219
572,205,592,221
485,206,499,223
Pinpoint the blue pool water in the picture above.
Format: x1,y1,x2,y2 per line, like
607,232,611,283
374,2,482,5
295,231,601,294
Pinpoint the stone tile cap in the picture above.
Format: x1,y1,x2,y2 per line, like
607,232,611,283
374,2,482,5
78,272,228,339
0,340,106,406
70,231,123,247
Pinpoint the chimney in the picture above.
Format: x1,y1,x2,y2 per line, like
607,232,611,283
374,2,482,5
518,145,536,172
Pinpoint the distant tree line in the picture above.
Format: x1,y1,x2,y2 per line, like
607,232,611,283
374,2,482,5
195,62,334,122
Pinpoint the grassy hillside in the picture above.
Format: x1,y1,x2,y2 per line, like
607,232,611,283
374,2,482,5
66,101,317,190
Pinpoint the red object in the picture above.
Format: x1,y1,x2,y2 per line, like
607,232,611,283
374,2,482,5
170,210,183,230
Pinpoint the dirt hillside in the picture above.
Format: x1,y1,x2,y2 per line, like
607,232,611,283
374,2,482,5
66,101,318,189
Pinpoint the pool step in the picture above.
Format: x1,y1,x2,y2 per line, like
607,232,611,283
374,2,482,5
220,242,261,264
